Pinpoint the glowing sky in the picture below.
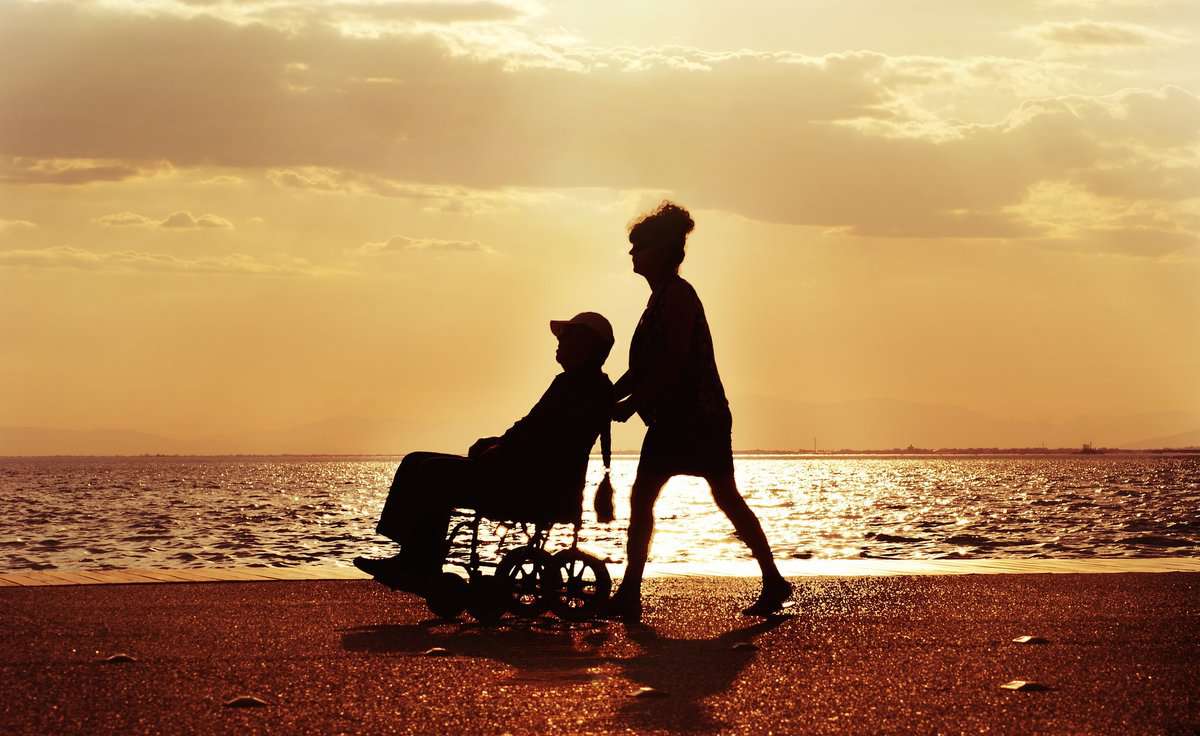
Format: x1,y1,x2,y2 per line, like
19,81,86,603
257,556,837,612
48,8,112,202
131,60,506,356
1,0,1198,452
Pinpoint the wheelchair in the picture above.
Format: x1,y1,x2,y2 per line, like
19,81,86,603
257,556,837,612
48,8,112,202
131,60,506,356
421,503,612,625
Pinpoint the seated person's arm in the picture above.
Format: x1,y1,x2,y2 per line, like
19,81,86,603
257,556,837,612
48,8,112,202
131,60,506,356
600,420,611,470
484,377,565,457
481,374,612,466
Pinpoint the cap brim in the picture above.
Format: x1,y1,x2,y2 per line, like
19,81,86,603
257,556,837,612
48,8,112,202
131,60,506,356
549,320,568,337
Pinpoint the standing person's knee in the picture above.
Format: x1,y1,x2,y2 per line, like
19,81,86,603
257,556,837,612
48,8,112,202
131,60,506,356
628,502,654,529
630,482,652,508
630,474,667,506
709,476,747,516
393,453,419,482
627,473,668,532
714,492,742,518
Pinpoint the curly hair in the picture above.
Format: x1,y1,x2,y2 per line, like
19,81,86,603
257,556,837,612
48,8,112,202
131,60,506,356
628,201,695,270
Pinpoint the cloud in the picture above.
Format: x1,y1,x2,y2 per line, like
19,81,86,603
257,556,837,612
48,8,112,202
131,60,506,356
95,210,235,229
267,168,344,192
0,245,331,275
1041,0,1172,8
0,5,896,175
0,156,172,185
0,218,37,232
267,166,549,213
356,235,491,254
303,1,529,24
1003,86,1200,149
160,211,235,229
1021,20,1187,52
95,211,159,227
1079,159,1200,201
1007,179,1200,256
1,2,1196,254
1035,226,1199,257
171,0,535,30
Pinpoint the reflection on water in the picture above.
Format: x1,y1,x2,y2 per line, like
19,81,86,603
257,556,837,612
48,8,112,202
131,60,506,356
1,455,1198,572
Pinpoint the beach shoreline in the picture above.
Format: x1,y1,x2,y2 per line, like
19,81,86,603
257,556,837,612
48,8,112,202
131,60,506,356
4,557,1200,588
2,571,1197,735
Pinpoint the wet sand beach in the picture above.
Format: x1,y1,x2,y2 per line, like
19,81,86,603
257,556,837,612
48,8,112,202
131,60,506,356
2,571,1197,735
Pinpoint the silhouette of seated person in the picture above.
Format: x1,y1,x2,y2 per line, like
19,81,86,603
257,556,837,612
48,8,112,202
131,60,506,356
354,312,614,589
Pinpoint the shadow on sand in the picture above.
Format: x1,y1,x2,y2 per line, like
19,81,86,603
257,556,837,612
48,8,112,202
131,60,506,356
341,614,790,733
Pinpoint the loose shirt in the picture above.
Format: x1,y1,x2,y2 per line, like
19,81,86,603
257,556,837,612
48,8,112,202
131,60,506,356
628,275,730,429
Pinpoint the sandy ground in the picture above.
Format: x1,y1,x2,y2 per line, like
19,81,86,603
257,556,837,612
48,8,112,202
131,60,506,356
1,573,1197,735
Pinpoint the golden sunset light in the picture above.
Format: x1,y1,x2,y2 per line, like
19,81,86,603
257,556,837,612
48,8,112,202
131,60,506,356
3,4,1200,735
3,0,1199,454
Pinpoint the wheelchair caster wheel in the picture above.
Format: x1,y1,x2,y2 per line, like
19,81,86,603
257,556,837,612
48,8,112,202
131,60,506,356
548,549,611,621
496,547,558,617
467,574,509,626
425,572,468,621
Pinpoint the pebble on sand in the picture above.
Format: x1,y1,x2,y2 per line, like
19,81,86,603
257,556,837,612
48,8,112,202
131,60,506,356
102,653,136,664
633,686,668,698
1000,680,1050,692
731,642,759,651
1012,635,1050,644
423,647,451,657
224,696,270,708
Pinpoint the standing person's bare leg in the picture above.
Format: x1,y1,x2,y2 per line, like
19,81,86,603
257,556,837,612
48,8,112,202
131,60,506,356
708,472,793,614
610,472,669,617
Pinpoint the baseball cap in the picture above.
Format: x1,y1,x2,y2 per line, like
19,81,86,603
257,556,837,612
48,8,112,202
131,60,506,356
549,312,614,346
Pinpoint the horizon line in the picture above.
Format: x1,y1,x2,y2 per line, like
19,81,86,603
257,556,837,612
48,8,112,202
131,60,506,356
3,447,1199,460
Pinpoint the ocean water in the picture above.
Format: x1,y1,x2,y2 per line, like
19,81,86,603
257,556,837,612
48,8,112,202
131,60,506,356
1,455,1198,572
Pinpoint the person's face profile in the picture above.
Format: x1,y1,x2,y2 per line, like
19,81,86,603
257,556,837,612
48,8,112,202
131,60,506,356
629,237,666,276
555,326,595,371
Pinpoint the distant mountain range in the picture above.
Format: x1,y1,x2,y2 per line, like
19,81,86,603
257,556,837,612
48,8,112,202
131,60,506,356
1121,427,1200,450
2,398,1197,455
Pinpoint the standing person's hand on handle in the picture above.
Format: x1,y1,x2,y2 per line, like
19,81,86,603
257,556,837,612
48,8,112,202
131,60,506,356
612,399,638,423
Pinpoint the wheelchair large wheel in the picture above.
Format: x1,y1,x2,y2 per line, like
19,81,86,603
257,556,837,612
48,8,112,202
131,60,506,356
467,573,509,626
425,572,469,621
548,549,611,621
496,547,558,618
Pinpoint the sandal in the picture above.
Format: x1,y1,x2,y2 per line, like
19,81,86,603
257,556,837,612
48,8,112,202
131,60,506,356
599,590,643,623
741,579,794,617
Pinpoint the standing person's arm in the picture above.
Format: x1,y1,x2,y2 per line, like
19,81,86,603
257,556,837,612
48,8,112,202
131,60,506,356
615,283,696,420
611,371,635,422
612,371,634,401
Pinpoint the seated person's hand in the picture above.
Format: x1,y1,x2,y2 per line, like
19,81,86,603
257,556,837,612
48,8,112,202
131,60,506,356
468,436,501,459
612,399,637,423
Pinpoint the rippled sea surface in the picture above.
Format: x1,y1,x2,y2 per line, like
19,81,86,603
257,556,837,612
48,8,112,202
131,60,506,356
1,455,1198,572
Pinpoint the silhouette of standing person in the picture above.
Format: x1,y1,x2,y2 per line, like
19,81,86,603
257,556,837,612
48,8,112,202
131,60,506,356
608,202,792,621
